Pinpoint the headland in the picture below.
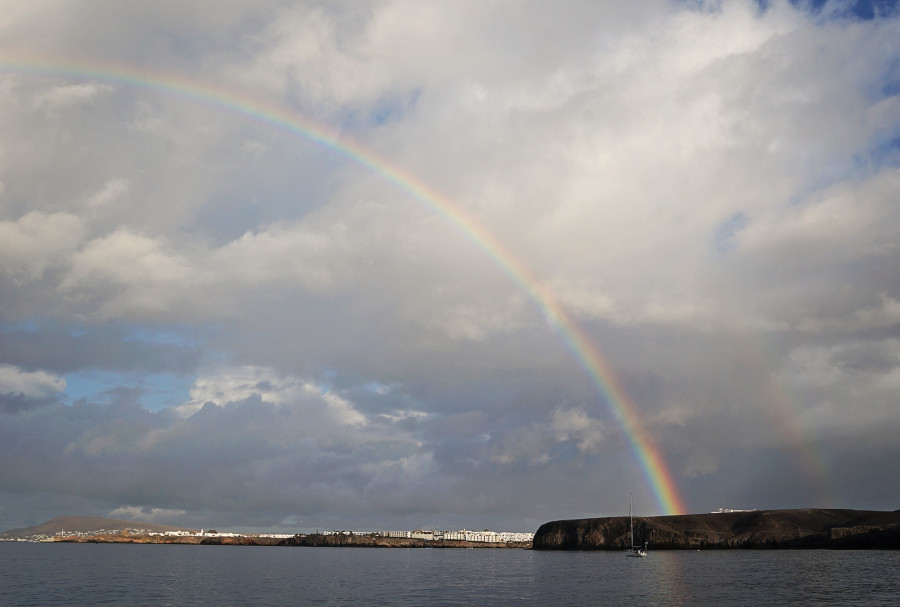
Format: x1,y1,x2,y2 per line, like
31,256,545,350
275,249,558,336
532,508,900,550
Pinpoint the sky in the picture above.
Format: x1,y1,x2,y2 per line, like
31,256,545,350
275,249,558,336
1,0,900,534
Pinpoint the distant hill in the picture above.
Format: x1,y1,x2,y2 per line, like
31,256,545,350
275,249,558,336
1,515,196,538
533,508,900,550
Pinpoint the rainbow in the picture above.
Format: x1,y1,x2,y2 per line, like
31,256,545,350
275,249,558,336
0,55,687,515
732,334,834,507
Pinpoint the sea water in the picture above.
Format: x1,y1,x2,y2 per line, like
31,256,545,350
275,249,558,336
1,542,897,606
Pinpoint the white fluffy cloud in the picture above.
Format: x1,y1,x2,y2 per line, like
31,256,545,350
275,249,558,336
0,212,85,281
0,364,65,398
176,366,367,429
107,505,187,523
33,83,112,111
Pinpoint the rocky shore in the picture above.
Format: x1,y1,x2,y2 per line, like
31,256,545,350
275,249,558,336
533,508,900,550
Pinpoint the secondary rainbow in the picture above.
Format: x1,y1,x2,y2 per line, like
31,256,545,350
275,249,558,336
1,55,687,515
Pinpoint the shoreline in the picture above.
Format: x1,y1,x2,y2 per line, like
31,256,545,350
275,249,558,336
54,533,532,549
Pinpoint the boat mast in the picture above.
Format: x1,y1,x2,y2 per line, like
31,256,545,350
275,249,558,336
629,492,634,548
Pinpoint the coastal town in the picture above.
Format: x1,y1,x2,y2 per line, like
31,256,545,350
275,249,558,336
147,528,534,544
1,523,534,546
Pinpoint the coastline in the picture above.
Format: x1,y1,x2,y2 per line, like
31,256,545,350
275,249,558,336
54,533,532,549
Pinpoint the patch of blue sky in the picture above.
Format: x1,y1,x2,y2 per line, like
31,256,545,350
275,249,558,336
784,146,874,208
335,88,422,133
123,324,202,348
63,370,193,412
371,89,422,126
881,67,900,98
1,319,41,334
751,0,898,19
363,381,396,395
714,212,750,253
858,134,900,168
828,0,899,19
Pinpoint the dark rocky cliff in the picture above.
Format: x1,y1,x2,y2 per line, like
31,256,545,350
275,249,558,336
533,508,900,550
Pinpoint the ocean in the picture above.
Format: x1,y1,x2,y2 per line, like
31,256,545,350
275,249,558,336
1,542,897,606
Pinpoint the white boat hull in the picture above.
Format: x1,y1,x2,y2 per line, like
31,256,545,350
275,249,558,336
626,549,647,558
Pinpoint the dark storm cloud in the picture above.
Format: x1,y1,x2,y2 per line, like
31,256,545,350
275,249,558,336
0,322,202,375
0,392,57,414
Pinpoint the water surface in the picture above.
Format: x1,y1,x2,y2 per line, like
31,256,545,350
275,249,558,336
1,543,897,606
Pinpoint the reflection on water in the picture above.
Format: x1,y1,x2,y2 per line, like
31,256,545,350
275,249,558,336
1,543,898,606
652,549,689,605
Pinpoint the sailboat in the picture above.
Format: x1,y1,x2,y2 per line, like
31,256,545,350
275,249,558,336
626,493,647,557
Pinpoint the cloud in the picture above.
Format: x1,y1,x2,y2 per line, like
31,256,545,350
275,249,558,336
107,505,187,523
0,367,440,526
33,83,112,111
2,0,900,531
86,178,130,210
60,229,197,320
0,212,85,281
0,364,65,413
174,366,367,429
0,365,65,397
551,407,608,455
